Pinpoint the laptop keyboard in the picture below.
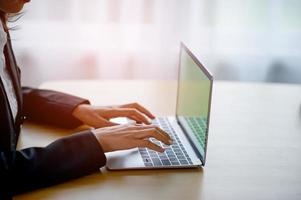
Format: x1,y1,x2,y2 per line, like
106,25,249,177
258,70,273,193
185,117,207,150
138,117,193,167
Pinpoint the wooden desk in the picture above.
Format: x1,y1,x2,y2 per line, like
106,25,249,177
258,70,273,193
15,80,301,200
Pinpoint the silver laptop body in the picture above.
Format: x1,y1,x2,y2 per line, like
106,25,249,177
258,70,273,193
106,43,213,170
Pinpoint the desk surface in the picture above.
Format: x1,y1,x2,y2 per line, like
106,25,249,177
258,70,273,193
15,80,301,200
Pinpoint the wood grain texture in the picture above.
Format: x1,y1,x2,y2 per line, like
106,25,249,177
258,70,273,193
15,80,301,200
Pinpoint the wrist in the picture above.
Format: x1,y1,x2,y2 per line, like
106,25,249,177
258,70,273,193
92,130,109,152
72,104,88,119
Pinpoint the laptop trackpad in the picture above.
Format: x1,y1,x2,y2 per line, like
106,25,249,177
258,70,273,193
106,148,145,170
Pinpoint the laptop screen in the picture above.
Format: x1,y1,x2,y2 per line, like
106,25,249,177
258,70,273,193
176,43,213,164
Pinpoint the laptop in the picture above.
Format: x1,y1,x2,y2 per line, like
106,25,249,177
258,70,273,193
106,42,213,170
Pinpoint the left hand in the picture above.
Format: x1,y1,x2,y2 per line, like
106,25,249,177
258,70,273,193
72,102,156,128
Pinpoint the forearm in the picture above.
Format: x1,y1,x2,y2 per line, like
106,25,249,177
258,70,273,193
22,87,90,128
0,130,106,196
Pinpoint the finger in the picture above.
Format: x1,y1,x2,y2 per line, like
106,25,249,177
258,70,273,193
137,140,165,153
132,128,172,145
122,125,172,139
102,123,159,133
117,127,171,145
117,124,158,132
100,123,143,133
121,103,155,119
154,127,172,142
115,108,151,125
119,125,172,142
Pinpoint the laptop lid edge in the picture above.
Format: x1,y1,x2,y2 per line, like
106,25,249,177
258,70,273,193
176,42,214,166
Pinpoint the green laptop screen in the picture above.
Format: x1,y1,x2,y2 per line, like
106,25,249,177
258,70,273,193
176,46,212,158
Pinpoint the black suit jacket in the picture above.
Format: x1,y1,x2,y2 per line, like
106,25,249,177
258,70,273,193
0,33,106,199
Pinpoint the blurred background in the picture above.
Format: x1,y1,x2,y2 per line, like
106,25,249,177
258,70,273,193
9,0,301,86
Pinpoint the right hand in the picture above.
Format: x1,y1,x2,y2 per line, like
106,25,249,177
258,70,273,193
92,124,173,153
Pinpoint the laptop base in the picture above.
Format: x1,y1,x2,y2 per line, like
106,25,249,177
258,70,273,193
105,117,202,170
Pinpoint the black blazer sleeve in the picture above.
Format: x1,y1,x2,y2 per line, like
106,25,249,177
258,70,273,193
22,87,90,128
0,130,106,197
0,30,107,199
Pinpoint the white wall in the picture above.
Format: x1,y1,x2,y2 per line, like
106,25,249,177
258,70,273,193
10,0,301,86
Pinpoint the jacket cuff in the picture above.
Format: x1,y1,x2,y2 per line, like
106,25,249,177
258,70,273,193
22,88,91,128
64,130,107,170
86,131,107,167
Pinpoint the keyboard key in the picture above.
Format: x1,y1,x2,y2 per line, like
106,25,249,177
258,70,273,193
140,151,148,155
145,163,153,167
177,155,186,160
161,159,171,166
150,154,159,159
159,156,168,160
179,160,189,165
148,150,156,154
173,149,181,153
151,158,162,166
173,147,181,151
158,152,166,156
142,155,150,159
175,152,184,156
169,157,178,162
171,161,180,165
143,158,151,163
166,152,175,156
168,155,177,159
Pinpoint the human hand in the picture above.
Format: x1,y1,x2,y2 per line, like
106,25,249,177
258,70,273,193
92,124,173,153
72,102,156,128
